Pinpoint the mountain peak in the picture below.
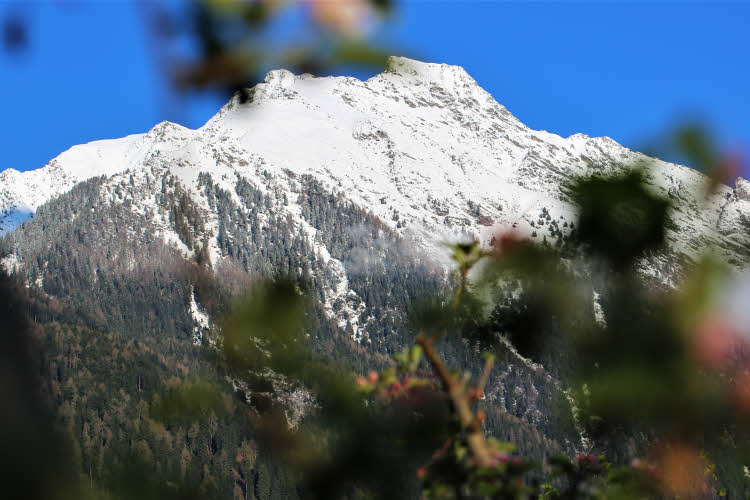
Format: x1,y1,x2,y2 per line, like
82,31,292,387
256,68,298,98
384,56,470,83
382,56,483,97
263,68,297,86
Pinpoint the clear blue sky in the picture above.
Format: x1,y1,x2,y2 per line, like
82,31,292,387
1,1,748,176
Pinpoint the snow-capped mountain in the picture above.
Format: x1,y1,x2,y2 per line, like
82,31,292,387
4,57,750,481
3,56,749,277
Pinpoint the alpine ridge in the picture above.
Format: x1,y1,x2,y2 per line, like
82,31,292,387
3,56,750,278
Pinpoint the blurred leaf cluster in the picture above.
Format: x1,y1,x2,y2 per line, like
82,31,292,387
168,0,396,96
3,0,399,106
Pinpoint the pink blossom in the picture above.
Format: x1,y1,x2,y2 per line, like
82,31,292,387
490,227,522,254
691,314,738,368
577,453,598,465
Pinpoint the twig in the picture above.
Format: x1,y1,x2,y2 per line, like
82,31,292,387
476,355,494,399
416,333,493,467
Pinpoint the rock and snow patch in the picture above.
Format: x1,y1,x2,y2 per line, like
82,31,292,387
735,177,750,201
563,388,593,453
496,335,544,373
0,253,19,274
229,368,316,431
190,286,210,345
319,256,368,342
592,290,606,328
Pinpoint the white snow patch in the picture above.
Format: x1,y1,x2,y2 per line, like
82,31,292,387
563,388,592,453
190,286,210,345
0,253,19,274
592,290,606,327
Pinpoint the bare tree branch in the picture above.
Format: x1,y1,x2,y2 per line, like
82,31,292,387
476,355,494,399
416,333,493,467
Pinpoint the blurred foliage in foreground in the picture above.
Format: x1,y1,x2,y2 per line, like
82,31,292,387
178,0,395,95
2,0,398,100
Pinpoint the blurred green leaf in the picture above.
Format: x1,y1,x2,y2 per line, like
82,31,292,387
221,279,306,374
673,124,716,174
568,169,670,269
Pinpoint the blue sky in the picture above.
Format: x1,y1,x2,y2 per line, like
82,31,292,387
1,1,748,176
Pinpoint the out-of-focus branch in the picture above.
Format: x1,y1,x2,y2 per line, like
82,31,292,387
416,333,493,467
476,354,494,399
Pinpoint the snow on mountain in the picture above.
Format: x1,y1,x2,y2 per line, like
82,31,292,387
1,132,147,234
2,56,749,273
